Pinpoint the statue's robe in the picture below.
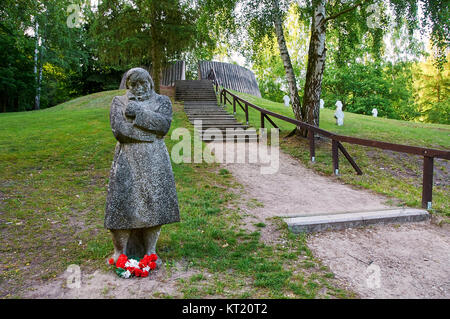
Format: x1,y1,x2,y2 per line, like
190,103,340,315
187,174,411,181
105,93,180,230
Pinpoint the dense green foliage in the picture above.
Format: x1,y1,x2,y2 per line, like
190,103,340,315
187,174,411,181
0,0,124,111
239,1,449,124
1,0,448,124
322,61,415,119
0,0,239,111
91,0,200,92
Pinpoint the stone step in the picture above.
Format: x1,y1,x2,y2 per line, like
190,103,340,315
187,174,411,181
176,92,216,94
188,117,242,121
177,94,214,96
179,99,217,102
189,119,237,122
187,116,234,119
198,127,256,132
188,114,235,120
197,124,248,129
198,131,257,138
188,120,242,124
178,95,215,97
185,107,221,110
200,133,257,137
284,208,430,234
187,112,234,115
185,111,230,115
184,107,224,110
184,107,222,110
176,92,215,95
184,106,224,109
185,107,225,110
185,112,230,115
185,108,222,111
202,137,258,143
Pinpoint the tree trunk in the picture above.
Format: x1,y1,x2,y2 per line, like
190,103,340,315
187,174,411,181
149,4,161,94
37,46,43,110
34,20,40,110
151,47,161,94
302,0,327,128
273,1,304,134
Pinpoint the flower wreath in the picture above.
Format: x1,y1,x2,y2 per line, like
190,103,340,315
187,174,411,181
109,254,158,278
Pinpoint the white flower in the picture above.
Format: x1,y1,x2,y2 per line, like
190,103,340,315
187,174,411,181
125,259,139,268
143,266,150,272
122,270,131,279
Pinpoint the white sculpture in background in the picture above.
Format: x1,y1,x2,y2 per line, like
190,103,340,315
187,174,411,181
372,108,378,117
334,100,344,126
320,99,324,109
283,95,290,107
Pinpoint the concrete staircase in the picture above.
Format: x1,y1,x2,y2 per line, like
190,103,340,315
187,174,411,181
175,80,257,142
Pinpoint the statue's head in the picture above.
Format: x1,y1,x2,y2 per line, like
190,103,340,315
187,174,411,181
126,68,154,100
335,100,343,111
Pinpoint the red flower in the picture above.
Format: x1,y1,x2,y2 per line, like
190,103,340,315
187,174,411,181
141,270,149,278
108,258,114,265
139,259,147,268
134,268,143,277
149,254,158,262
116,254,128,269
149,262,157,270
126,267,136,275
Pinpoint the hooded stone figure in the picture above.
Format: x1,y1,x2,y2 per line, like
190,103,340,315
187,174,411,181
105,67,180,265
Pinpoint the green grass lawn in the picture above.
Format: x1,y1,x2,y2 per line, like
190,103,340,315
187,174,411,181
0,90,351,299
222,90,450,217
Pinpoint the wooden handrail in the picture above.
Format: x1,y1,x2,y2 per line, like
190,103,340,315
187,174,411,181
221,87,450,160
209,75,449,209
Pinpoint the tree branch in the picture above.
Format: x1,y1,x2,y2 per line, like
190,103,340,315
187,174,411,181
323,0,368,24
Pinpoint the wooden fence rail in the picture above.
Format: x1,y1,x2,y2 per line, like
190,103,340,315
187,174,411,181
206,69,450,210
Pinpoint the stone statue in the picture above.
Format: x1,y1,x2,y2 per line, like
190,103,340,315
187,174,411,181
334,100,344,126
105,68,180,267
283,95,290,107
320,99,324,109
372,108,378,117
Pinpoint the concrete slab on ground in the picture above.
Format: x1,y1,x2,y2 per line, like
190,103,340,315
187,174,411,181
284,208,430,233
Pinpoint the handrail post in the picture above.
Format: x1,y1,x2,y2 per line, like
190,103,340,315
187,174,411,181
422,156,434,210
260,112,265,130
245,103,249,125
309,130,315,162
337,142,363,175
332,139,339,175
233,96,236,114
220,90,223,106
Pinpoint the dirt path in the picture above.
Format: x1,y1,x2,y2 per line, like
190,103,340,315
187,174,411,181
23,261,203,299
23,141,449,299
213,142,450,299
215,141,393,218
308,222,450,299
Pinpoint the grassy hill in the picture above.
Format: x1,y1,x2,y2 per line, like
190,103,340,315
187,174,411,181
223,90,449,217
0,88,447,298
0,90,351,299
